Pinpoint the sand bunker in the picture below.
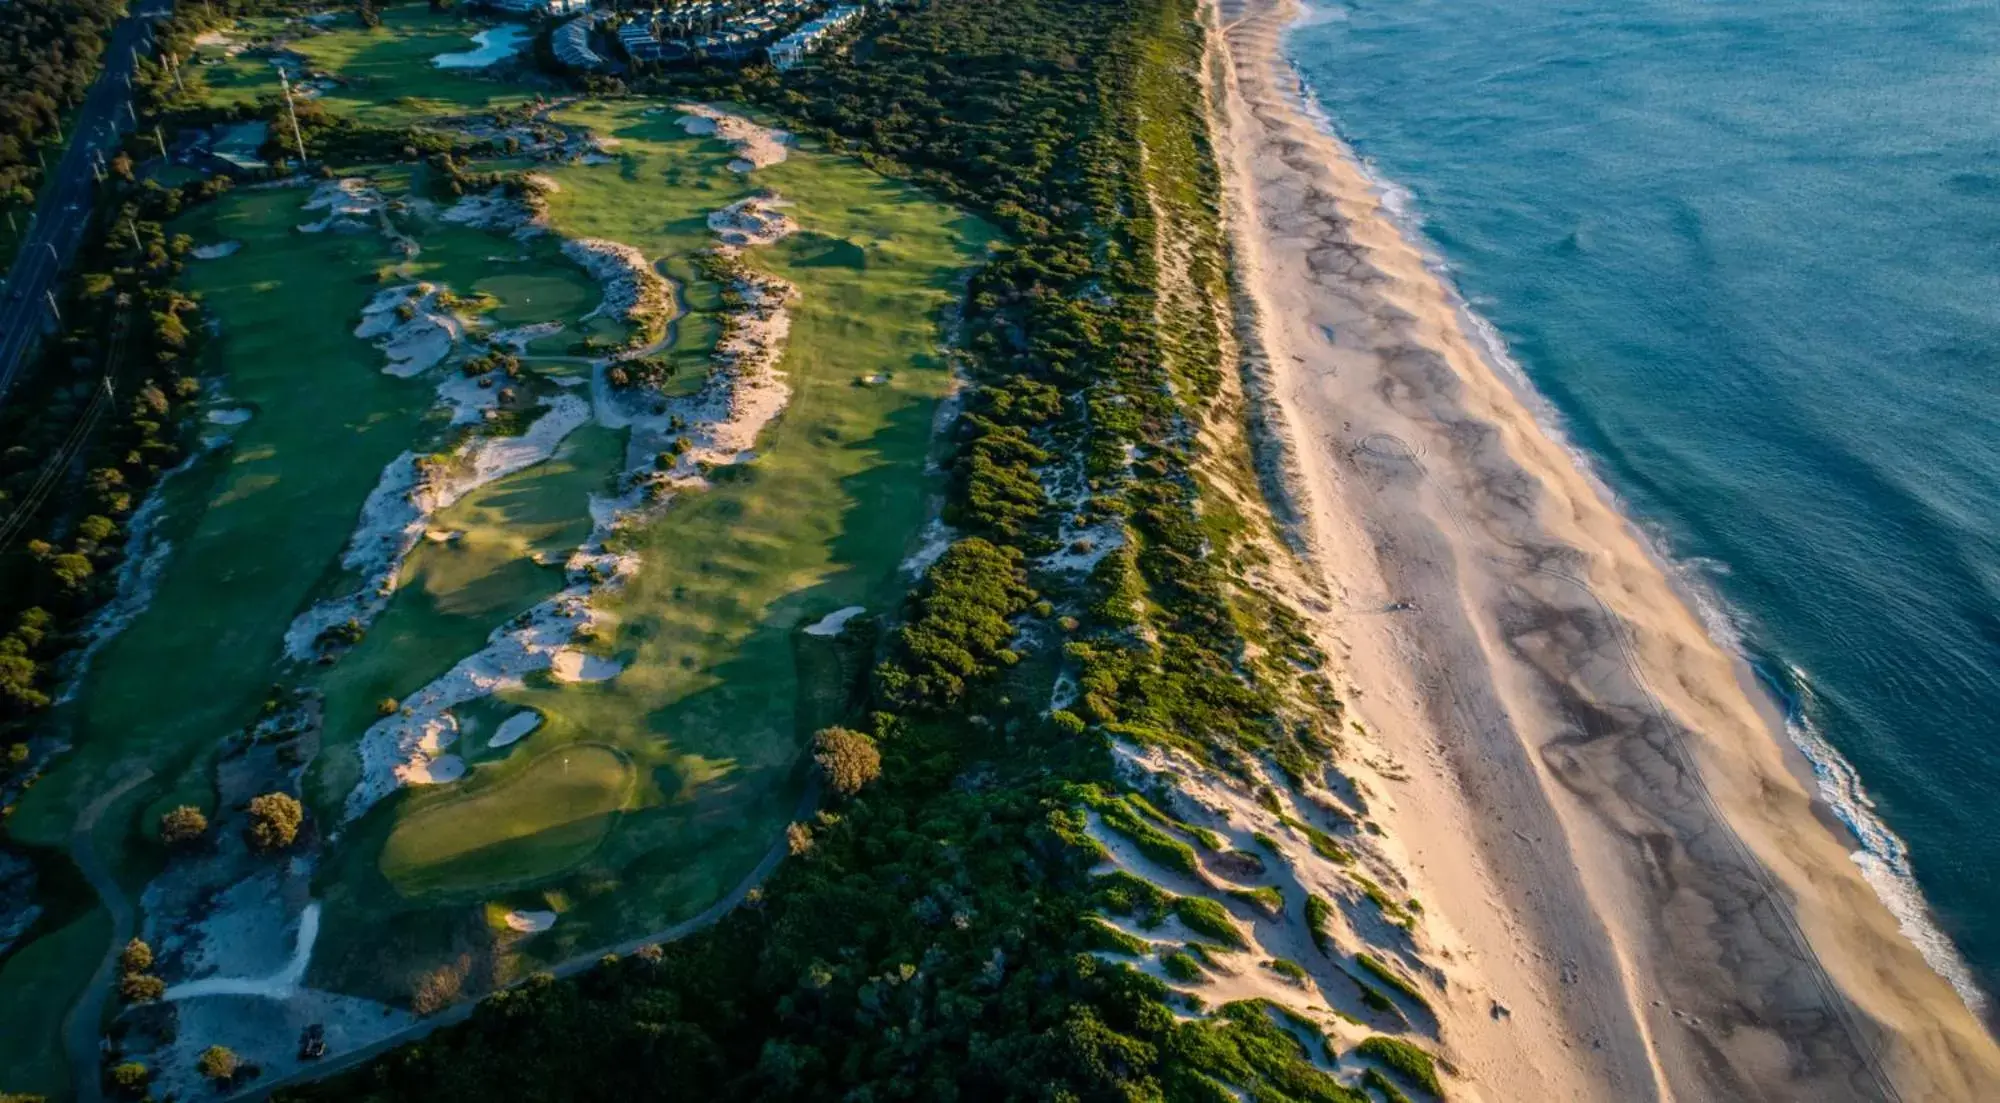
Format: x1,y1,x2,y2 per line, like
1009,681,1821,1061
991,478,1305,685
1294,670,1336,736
708,194,798,247
488,710,542,749
804,606,865,637
676,103,791,171
550,650,624,683
205,407,252,425
401,753,465,786
192,240,242,260
487,320,565,353
354,283,464,377
299,177,386,234
564,237,672,340
440,186,546,239
503,909,557,933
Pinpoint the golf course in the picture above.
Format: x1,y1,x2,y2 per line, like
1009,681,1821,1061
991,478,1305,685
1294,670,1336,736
0,7,992,1094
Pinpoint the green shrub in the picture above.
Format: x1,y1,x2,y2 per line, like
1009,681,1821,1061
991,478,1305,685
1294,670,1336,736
1362,1067,1415,1103
1261,958,1308,984
1304,894,1336,955
1161,950,1204,983
1356,1036,1441,1097
1355,953,1432,1015
1084,919,1150,957
1226,885,1283,917
1097,796,1200,876
1171,895,1243,947
1094,871,1170,924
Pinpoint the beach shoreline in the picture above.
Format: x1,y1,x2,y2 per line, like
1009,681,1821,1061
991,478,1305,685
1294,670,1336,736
1204,0,2000,1097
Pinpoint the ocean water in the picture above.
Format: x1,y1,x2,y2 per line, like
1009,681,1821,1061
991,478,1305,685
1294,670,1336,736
1287,0,2000,1013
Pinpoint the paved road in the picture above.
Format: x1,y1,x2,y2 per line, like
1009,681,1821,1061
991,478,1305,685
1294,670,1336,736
0,0,175,412
60,767,154,1103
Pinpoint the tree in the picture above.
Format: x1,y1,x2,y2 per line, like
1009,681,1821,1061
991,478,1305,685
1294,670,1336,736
118,938,152,975
246,792,304,851
108,1061,149,1098
196,1045,239,1084
785,821,813,856
117,972,164,1003
158,804,208,846
812,727,881,798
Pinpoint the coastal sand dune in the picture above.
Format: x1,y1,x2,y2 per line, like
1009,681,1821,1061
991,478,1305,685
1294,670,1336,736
1206,0,2000,1098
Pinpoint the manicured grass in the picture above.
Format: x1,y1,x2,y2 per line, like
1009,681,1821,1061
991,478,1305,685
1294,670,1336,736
193,7,534,123
308,422,622,813
8,186,429,856
0,908,108,1099
378,743,634,897
308,106,994,994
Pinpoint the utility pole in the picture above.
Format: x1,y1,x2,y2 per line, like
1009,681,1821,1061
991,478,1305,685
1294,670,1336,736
128,219,143,251
45,291,60,326
154,126,169,159
279,69,309,168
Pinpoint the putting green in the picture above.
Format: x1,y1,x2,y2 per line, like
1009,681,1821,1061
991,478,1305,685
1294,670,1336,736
379,744,633,898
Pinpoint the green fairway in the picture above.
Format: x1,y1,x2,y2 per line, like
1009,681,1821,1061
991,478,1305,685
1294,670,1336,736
308,104,996,993
0,908,107,1098
6,186,430,854
192,6,534,123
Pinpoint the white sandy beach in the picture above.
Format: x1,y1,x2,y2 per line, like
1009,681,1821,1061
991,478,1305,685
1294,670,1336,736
1205,0,2000,1097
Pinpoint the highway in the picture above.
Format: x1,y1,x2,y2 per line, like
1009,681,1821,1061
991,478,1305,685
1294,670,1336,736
0,0,175,413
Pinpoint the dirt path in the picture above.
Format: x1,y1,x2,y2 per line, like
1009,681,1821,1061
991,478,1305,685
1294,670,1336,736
62,767,154,1103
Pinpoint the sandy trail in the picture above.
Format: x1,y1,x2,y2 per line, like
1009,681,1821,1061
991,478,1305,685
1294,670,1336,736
1208,0,2000,1099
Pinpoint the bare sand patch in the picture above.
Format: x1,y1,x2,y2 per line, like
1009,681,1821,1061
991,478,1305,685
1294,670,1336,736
488,710,542,750
502,909,557,933
803,606,865,637
676,103,791,171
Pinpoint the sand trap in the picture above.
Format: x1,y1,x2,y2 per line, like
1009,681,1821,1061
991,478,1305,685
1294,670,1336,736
401,754,465,785
676,103,791,171
298,177,386,234
804,605,865,637
488,710,541,749
205,407,252,425
564,237,671,337
502,909,557,933
707,194,798,247
192,240,241,259
550,650,623,683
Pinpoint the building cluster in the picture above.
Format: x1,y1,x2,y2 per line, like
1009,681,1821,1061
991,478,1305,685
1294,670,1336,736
617,0,874,65
552,12,605,68
481,0,589,15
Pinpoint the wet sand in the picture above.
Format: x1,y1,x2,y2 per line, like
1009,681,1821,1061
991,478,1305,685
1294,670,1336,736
1205,0,2000,1097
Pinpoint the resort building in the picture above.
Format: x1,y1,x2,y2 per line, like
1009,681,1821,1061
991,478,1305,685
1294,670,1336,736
552,14,606,68
481,0,589,15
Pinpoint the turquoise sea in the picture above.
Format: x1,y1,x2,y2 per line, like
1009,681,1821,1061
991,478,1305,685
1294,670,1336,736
1288,0,2000,1014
